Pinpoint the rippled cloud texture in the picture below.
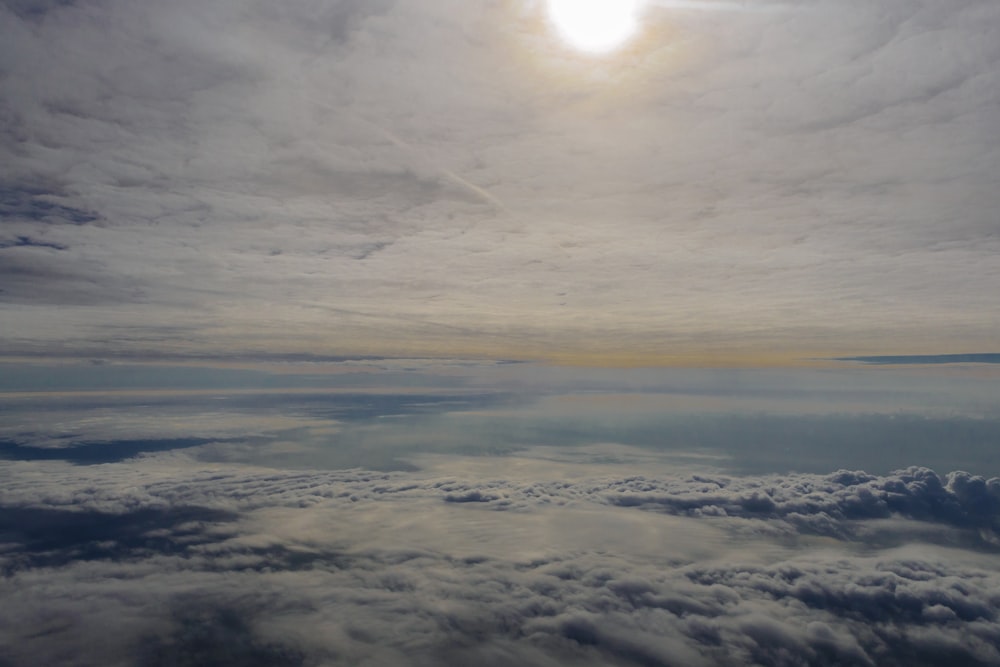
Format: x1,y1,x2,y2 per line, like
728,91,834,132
3,451,1000,666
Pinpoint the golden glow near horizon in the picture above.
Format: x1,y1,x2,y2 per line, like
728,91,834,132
546,0,643,53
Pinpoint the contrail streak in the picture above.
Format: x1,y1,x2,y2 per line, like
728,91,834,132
356,119,508,211
302,89,507,212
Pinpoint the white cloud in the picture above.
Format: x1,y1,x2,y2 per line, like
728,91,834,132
2,449,1000,666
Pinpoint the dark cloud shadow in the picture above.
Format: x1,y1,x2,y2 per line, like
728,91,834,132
2,0,77,21
835,354,1000,365
134,606,306,667
0,437,238,464
0,505,238,572
0,236,67,251
0,186,98,225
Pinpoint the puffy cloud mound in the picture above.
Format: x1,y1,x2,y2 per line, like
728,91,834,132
603,467,1000,535
432,466,1000,545
1,460,1000,665
2,540,999,666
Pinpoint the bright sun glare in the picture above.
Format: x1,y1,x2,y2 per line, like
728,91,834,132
546,0,642,54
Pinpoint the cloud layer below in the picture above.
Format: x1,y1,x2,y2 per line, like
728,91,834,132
3,445,1000,666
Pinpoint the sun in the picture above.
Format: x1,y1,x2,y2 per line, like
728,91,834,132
546,0,643,54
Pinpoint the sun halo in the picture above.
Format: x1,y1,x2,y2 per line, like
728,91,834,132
545,0,644,54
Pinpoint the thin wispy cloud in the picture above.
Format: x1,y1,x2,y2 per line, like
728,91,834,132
1,0,997,362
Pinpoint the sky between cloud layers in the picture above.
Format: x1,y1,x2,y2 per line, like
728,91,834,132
1,0,998,364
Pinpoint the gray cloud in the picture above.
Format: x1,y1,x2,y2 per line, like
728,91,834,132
135,606,307,667
423,465,1000,549
602,467,1000,542
0,236,68,251
836,354,1000,365
0,248,146,305
1,0,997,359
0,186,98,226
2,455,1000,666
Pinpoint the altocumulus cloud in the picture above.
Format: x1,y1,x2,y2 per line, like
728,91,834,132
2,455,1000,666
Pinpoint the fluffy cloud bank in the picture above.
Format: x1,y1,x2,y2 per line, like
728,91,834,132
2,454,999,666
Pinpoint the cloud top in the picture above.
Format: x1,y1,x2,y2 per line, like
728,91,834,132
2,454,1000,666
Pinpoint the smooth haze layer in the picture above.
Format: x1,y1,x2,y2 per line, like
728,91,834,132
1,0,998,363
